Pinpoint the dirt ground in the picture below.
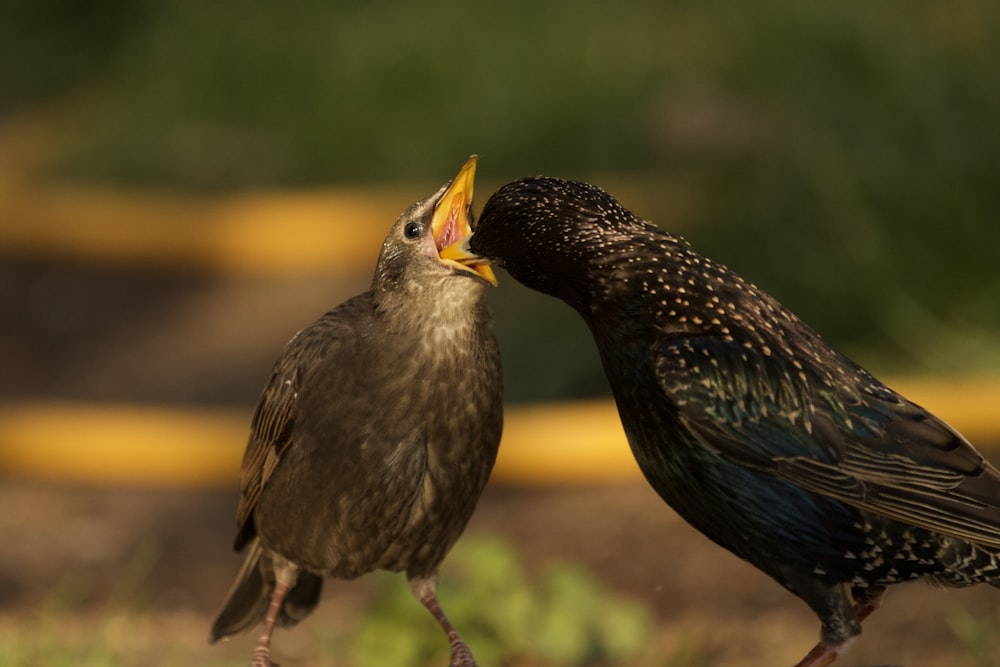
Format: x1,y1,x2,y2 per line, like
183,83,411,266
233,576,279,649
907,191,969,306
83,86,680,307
2,474,999,667
1,263,999,666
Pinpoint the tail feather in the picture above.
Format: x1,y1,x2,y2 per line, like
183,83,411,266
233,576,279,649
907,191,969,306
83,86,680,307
210,538,269,642
210,538,323,643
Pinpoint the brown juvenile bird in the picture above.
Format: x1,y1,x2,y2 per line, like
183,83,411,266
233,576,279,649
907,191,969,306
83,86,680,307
210,157,502,667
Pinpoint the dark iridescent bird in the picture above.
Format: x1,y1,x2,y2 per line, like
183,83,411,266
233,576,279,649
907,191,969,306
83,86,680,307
210,157,502,667
458,176,1000,667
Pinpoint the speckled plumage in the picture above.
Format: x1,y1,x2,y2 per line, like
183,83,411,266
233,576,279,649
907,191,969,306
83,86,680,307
468,176,1000,666
211,161,502,667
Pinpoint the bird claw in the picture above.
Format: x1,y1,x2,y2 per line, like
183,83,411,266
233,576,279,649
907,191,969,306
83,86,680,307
249,648,279,667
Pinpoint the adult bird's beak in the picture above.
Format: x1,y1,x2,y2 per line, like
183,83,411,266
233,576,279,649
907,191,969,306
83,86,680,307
434,156,498,286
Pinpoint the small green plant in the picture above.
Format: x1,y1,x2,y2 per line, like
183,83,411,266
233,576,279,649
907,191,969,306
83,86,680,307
348,536,656,667
0,541,196,667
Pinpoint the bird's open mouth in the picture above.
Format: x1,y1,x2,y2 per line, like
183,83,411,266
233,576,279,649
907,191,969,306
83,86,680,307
433,156,498,286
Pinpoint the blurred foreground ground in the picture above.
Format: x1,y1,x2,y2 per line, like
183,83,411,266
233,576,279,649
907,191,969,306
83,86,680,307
3,474,1000,667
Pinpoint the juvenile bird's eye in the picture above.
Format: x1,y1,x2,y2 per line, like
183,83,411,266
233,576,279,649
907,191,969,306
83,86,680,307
403,221,423,239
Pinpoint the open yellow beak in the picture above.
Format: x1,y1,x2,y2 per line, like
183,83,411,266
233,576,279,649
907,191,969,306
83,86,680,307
434,156,498,287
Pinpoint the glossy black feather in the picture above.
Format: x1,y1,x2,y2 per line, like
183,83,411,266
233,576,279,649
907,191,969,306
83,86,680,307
470,176,1000,653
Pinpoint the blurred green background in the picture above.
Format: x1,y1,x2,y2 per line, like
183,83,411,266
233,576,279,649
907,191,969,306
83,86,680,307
3,0,999,402
3,2,1000,666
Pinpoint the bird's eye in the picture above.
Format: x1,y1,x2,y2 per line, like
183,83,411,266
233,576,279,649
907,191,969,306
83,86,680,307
403,221,423,240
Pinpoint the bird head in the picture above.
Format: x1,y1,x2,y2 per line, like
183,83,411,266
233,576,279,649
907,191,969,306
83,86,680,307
373,156,498,297
446,176,655,308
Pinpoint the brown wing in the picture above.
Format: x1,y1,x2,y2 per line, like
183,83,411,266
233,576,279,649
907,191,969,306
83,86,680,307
232,295,371,550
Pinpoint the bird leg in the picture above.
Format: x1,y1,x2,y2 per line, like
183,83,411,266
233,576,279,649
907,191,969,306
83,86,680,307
851,585,886,623
249,559,299,667
792,587,887,667
409,574,477,667
792,637,857,667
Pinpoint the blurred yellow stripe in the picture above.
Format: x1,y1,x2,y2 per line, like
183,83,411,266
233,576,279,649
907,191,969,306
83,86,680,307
0,400,634,488
0,403,242,487
0,185,415,275
0,179,661,275
0,377,998,487
0,401,634,487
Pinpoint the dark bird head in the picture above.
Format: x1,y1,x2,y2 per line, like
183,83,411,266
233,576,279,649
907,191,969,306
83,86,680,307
459,176,670,311
372,156,498,312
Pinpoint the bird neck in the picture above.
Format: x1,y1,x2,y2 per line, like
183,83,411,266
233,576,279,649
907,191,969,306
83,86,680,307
572,236,791,349
564,236,693,323
371,278,492,357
